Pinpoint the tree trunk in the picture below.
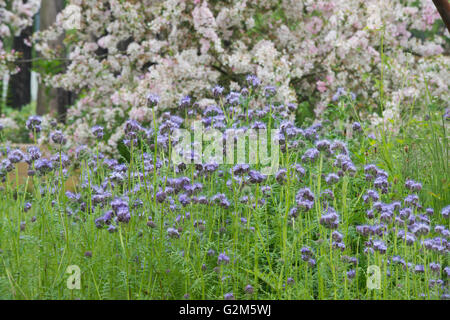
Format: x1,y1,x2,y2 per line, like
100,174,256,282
432,0,450,33
36,0,72,123
7,24,33,110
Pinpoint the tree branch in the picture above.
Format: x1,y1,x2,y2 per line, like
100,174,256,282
432,0,450,33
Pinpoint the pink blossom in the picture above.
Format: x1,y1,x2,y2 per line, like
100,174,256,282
316,81,327,93
3,0,444,155
306,17,323,35
200,38,211,54
326,75,334,85
423,3,439,27
111,92,120,105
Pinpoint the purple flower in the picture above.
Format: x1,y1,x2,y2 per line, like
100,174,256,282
380,211,393,223
411,223,430,236
303,127,317,141
414,265,425,273
321,189,334,201
332,241,346,251
212,85,224,97
204,162,219,173
316,139,331,153
391,255,406,267
363,189,379,203
275,169,287,184
331,140,348,155
167,227,180,239
405,179,422,192
51,153,70,168
224,292,235,300
95,216,105,228
376,169,388,178
0,159,13,173
399,207,412,219
26,115,42,132
352,122,362,132
124,119,142,135
302,148,319,163
294,164,306,177
246,75,261,87
91,125,104,140
441,205,450,218
364,164,378,176
374,203,388,214
444,108,450,121
332,87,346,101
295,188,314,202
325,173,340,185
244,284,254,294
8,149,24,163
320,207,339,229
251,121,266,130
178,194,191,207
308,258,316,267
287,103,297,112
248,170,266,184
444,266,450,278
295,188,315,211
347,270,356,279
24,202,32,212
404,194,419,207
156,191,167,203
373,240,387,254
116,208,131,223
300,246,313,258
27,146,41,162
429,262,440,274
111,197,129,213
260,186,271,196
179,95,191,108
147,93,160,106
374,176,389,190
226,91,241,105
218,252,230,265
50,130,66,145
368,207,380,218
233,163,250,176
65,191,81,202
434,225,446,235
264,85,277,97
332,230,343,242
397,231,416,245
35,158,54,175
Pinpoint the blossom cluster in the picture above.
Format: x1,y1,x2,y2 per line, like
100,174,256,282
0,0,41,75
13,0,446,154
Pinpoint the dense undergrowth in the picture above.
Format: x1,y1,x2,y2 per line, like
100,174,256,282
0,79,448,300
